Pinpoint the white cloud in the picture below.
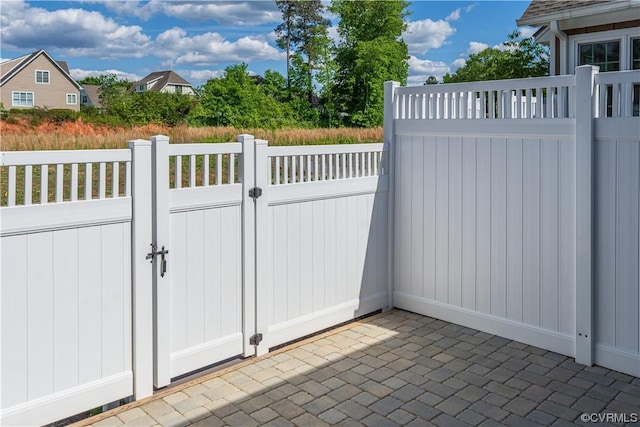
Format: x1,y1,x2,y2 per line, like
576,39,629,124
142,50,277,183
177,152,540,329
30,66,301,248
182,69,225,85
71,68,142,82
154,27,283,66
518,26,537,38
446,3,478,22
405,19,455,56
452,58,467,68
468,41,489,54
97,0,281,24
170,2,279,24
407,56,451,85
446,9,462,22
1,0,151,58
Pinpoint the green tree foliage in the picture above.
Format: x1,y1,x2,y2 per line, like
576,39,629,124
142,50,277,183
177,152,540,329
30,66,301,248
275,0,329,104
330,0,409,127
198,64,295,128
315,35,338,127
443,31,549,83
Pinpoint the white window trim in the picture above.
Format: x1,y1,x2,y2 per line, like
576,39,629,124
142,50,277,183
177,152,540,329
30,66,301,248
569,28,636,72
12,91,34,107
35,69,50,84
66,93,78,105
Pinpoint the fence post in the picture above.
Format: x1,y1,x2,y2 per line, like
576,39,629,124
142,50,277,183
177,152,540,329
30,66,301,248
254,138,269,357
129,138,154,399
239,134,257,357
150,135,171,388
384,81,399,310
575,65,598,366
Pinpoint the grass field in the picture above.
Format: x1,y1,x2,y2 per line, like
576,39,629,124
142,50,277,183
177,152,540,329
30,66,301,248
0,120,383,150
1,121,383,206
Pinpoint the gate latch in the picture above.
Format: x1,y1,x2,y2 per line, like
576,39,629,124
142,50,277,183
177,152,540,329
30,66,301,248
249,333,263,346
146,243,169,277
249,187,262,200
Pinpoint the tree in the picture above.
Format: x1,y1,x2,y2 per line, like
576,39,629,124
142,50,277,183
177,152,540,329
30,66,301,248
275,0,329,102
330,0,409,127
443,30,549,83
199,64,294,128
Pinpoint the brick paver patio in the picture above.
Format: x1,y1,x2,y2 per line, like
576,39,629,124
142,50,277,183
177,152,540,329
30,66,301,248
73,310,639,427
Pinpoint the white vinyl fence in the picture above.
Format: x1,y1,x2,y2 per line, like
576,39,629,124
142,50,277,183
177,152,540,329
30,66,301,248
0,145,147,426
1,66,638,426
0,137,389,426
387,66,640,378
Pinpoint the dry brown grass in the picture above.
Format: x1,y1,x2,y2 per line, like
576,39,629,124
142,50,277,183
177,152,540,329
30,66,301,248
0,119,383,151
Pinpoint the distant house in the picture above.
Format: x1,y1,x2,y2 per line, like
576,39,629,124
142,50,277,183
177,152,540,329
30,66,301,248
517,0,640,75
132,70,196,95
79,84,102,109
0,49,81,111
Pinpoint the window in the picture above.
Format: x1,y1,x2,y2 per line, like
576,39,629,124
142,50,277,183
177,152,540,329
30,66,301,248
81,95,88,104
12,91,34,107
175,85,182,94
138,85,145,92
35,70,50,84
67,93,77,104
579,41,620,71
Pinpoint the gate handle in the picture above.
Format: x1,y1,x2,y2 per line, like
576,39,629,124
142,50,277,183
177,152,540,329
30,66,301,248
146,243,169,277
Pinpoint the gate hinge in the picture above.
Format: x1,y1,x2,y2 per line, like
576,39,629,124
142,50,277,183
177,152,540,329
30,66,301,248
249,333,263,346
249,187,262,200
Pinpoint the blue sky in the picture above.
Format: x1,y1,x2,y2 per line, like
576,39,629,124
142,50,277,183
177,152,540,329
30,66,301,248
0,1,535,86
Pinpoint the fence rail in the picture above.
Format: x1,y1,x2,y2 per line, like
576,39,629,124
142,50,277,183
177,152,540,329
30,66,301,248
1,149,131,207
267,143,385,185
395,75,575,120
594,70,640,118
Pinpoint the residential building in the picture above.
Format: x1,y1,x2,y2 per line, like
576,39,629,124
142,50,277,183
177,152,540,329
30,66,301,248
132,70,196,95
79,84,102,109
0,49,81,111
517,0,640,75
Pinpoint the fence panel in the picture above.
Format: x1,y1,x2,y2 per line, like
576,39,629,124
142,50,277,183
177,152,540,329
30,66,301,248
259,144,389,349
151,139,248,387
1,149,135,426
593,74,640,376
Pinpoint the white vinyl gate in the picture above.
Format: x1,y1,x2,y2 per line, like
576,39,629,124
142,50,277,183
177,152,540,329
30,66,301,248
148,135,390,387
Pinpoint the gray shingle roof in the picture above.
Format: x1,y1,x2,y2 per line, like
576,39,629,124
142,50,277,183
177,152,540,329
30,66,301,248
134,70,193,92
517,0,626,26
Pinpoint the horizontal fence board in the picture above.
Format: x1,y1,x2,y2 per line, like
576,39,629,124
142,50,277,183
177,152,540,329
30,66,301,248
169,184,242,212
395,118,576,138
267,143,384,156
0,198,131,236
1,149,131,166
594,118,640,140
168,143,242,156
268,176,388,205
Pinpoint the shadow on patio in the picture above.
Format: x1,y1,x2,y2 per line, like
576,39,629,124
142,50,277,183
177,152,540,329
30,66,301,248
73,310,640,427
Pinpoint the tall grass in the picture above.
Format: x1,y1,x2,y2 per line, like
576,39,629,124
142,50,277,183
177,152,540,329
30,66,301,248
1,121,383,151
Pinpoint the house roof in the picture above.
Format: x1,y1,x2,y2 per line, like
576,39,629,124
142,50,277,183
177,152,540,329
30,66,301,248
517,0,635,26
80,84,102,108
0,49,81,89
133,70,193,91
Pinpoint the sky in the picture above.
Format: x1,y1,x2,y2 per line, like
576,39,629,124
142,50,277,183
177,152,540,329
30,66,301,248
0,1,536,87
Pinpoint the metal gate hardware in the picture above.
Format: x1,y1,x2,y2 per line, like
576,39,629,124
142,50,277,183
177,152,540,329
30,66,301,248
249,333,263,346
146,243,169,277
249,187,262,200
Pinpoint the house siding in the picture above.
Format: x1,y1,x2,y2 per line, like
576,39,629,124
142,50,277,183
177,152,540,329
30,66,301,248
1,55,79,111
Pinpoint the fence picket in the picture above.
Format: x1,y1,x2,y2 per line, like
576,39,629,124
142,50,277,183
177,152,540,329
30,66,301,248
25,165,32,205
